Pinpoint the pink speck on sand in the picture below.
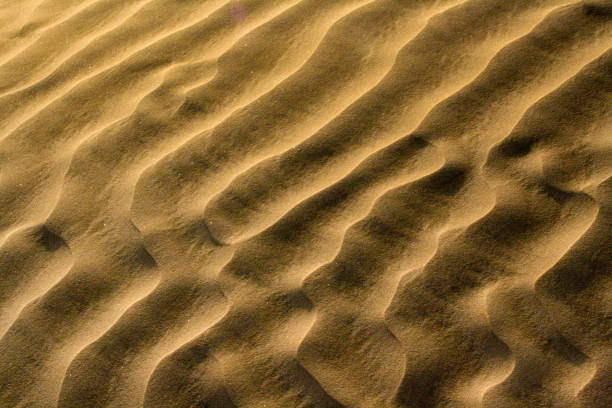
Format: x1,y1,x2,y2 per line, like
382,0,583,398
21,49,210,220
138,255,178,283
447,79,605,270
231,4,248,24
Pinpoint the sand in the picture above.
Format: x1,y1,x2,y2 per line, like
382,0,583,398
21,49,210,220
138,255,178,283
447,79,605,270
0,0,610,407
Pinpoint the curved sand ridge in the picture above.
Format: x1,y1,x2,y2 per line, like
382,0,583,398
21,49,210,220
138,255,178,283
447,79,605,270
0,0,610,407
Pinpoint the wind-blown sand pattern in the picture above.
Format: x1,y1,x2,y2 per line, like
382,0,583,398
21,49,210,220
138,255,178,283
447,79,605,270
0,0,610,406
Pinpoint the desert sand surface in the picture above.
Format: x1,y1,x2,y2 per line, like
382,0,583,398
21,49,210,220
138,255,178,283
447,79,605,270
0,0,610,407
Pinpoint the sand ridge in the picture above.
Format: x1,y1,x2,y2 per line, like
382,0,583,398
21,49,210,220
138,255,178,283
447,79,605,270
0,0,611,407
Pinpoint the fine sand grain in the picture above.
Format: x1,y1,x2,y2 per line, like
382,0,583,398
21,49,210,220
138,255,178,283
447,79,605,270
0,0,611,407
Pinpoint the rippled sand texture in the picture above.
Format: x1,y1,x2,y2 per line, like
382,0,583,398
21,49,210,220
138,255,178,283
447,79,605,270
0,0,611,407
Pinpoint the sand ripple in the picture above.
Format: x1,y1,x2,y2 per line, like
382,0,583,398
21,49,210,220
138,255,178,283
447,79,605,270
0,0,610,406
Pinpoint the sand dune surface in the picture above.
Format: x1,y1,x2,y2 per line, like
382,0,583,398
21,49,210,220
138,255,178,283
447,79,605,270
0,0,611,407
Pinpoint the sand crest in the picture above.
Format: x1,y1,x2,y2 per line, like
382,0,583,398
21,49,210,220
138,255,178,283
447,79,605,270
0,0,610,407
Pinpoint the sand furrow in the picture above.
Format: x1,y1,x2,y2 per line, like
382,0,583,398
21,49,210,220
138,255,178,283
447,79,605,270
295,6,612,407
536,178,612,408
0,1,391,406
0,254,160,406
0,60,170,244
129,0,459,240
0,0,369,347
201,0,578,245
0,0,317,142
0,0,228,97
128,2,612,407
0,0,153,94
0,225,72,338
0,0,105,39
57,277,230,408
0,0,301,140
386,43,612,408
480,47,612,408
0,0,610,407
0,0,129,63
0,0,313,246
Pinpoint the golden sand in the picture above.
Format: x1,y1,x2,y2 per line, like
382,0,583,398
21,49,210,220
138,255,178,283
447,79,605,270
0,0,610,407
